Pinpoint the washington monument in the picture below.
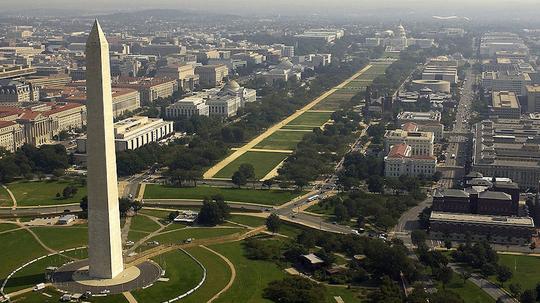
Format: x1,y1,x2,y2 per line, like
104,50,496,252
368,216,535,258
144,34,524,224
85,20,124,279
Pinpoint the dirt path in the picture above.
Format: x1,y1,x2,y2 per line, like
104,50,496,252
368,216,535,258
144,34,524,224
123,291,138,303
2,185,17,210
203,64,373,179
201,245,237,303
121,216,133,244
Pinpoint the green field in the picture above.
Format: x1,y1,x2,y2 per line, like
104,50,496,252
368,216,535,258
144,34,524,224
148,227,244,245
182,246,232,303
0,223,19,233
492,254,540,291
30,226,88,251
0,229,47,280
138,209,172,220
313,92,356,111
128,230,150,243
229,215,266,227
438,273,495,303
7,180,87,206
214,151,289,179
3,253,72,293
144,184,303,206
0,185,12,206
132,249,204,302
12,286,129,303
280,124,319,130
211,241,285,303
288,111,332,127
130,215,161,233
254,130,309,150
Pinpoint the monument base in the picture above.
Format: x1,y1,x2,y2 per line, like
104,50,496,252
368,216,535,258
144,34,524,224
52,259,161,295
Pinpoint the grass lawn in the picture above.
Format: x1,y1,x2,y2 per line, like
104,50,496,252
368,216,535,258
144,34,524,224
0,223,19,232
181,246,232,303
7,180,87,206
3,253,72,293
139,209,172,220
492,254,540,291
254,130,309,150
0,229,47,281
326,286,365,302
13,287,128,303
0,185,12,207
130,215,161,233
128,230,150,243
30,226,88,251
313,92,355,111
229,215,266,227
162,222,188,232
149,227,244,245
132,249,204,302
288,111,332,127
211,241,285,303
280,124,319,130
144,184,303,206
438,273,495,303
214,151,289,179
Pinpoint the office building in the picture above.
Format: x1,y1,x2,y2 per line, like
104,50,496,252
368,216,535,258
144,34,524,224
490,91,521,119
0,120,23,152
429,212,534,245
195,64,229,88
77,115,173,153
526,85,540,113
472,118,540,189
0,79,39,103
482,71,531,95
384,128,434,156
156,64,199,91
384,143,437,178
166,96,209,118
397,111,444,140
114,77,177,105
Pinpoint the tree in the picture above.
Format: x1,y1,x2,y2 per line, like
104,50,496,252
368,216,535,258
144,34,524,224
334,204,350,222
444,239,452,250
262,179,274,189
80,196,88,212
168,210,180,221
118,197,132,216
62,185,78,199
266,213,281,233
238,163,255,181
263,276,327,303
197,196,230,226
411,229,427,247
368,276,402,303
367,175,384,193
520,289,536,303
460,270,472,284
232,171,248,187
496,265,513,287
481,263,497,277
435,267,453,289
509,283,522,299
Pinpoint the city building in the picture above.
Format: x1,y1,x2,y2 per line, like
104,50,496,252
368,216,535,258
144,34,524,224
384,128,434,156
481,71,531,96
396,111,444,140
155,64,199,92
429,211,535,245
411,80,451,93
0,120,24,152
526,85,540,113
195,64,229,88
165,96,209,118
294,29,344,43
490,91,521,119
479,32,529,58
0,79,38,103
0,64,36,79
384,143,437,178
77,116,174,153
166,80,256,118
114,77,178,105
472,118,540,189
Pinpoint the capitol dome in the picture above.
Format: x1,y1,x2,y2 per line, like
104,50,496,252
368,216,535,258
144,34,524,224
223,80,241,91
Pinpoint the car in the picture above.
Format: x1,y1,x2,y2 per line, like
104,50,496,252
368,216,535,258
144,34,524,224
100,290,110,294
332,221,337,225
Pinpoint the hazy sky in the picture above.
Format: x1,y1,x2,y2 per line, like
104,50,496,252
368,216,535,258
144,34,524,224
3,0,540,16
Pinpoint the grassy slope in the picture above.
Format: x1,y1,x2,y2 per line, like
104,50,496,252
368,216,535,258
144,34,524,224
214,151,288,179
8,180,87,206
144,184,303,206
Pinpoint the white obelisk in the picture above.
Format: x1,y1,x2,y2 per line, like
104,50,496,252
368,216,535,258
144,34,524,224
86,20,124,279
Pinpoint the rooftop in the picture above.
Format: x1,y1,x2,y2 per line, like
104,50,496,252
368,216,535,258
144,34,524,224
430,211,534,227
492,91,519,109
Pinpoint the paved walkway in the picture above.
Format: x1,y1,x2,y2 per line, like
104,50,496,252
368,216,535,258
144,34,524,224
260,159,286,181
203,64,373,179
121,216,133,244
202,245,237,303
2,184,17,210
123,291,138,303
